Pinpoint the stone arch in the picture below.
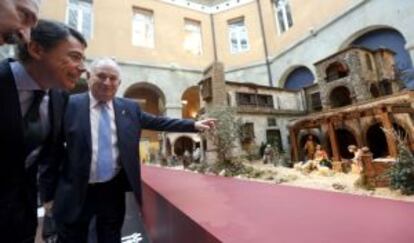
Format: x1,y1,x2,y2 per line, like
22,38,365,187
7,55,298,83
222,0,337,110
181,86,200,119
366,123,389,158
329,86,352,108
279,65,315,90
173,136,194,156
325,61,349,82
335,128,358,159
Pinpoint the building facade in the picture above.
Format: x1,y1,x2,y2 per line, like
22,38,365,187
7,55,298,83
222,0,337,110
1,0,413,160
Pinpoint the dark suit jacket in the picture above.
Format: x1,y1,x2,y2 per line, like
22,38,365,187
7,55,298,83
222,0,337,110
46,92,196,224
0,59,67,240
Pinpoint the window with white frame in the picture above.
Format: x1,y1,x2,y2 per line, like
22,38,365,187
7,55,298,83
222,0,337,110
132,8,154,48
183,19,202,55
273,0,293,34
228,18,249,54
66,0,93,39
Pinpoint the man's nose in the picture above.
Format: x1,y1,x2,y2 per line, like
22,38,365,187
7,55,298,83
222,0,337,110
78,61,87,73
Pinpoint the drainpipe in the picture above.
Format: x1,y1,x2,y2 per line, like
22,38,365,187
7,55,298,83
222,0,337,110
210,14,218,62
256,0,273,86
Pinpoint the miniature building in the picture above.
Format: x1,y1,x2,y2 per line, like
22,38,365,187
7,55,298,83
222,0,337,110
199,62,305,161
290,47,414,165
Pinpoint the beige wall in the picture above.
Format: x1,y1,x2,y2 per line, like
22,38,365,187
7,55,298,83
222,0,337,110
261,0,354,57
213,2,265,68
40,0,214,69
39,0,355,70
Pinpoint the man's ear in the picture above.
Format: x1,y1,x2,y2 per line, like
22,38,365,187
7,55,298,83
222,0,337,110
26,41,44,60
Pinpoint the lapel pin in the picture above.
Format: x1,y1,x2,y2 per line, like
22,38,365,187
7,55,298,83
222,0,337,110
122,110,126,115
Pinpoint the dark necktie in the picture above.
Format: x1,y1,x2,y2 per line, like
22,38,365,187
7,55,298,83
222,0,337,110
23,90,47,158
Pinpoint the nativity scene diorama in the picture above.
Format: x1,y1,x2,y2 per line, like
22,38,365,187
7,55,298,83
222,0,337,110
149,46,414,201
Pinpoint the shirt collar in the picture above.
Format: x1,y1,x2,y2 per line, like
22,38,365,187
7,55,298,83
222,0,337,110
10,61,46,92
89,92,113,111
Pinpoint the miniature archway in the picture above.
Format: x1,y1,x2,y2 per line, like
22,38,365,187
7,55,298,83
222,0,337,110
329,86,352,108
366,123,389,158
173,136,194,156
325,62,349,82
335,129,357,159
181,86,200,119
282,66,315,90
369,84,381,98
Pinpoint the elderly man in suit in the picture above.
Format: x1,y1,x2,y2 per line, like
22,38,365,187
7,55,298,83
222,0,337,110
0,0,41,45
0,19,87,243
41,58,215,243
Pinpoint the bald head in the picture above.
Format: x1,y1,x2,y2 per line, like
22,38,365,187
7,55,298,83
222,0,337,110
88,58,121,102
89,58,121,75
0,0,41,45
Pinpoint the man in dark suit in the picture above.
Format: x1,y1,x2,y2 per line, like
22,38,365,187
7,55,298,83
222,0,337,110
0,0,41,45
41,58,215,243
0,20,87,243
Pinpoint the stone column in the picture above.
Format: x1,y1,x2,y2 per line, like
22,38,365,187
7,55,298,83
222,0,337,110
327,121,340,162
378,109,398,158
289,128,299,162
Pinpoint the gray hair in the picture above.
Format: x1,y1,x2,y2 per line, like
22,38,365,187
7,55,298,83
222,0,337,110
88,57,121,75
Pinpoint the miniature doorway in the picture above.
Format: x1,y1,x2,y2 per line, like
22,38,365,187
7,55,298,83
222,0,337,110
329,86,352,108
366,123,389,158
335,129,357,159
174,136,194,156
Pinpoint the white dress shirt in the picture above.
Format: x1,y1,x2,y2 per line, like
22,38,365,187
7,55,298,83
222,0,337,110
11,61,50,168
88,92,120,183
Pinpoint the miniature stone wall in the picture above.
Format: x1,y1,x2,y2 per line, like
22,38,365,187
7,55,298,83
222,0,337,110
360,149,393,188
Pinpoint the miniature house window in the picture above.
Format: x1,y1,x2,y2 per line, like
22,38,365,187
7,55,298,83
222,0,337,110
370,84,380,98
329,86,352,108
257,94,274,108
365,53,373,71
200,78,212,101
67,0,93,39
266,129,283,152
310,92,322,111
325,62,349,82
132,8,154,48
378,80,392,95
236,92,256,106
273,0,293,34
267,117,277,127
236,93,273,108
241,122,255,142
